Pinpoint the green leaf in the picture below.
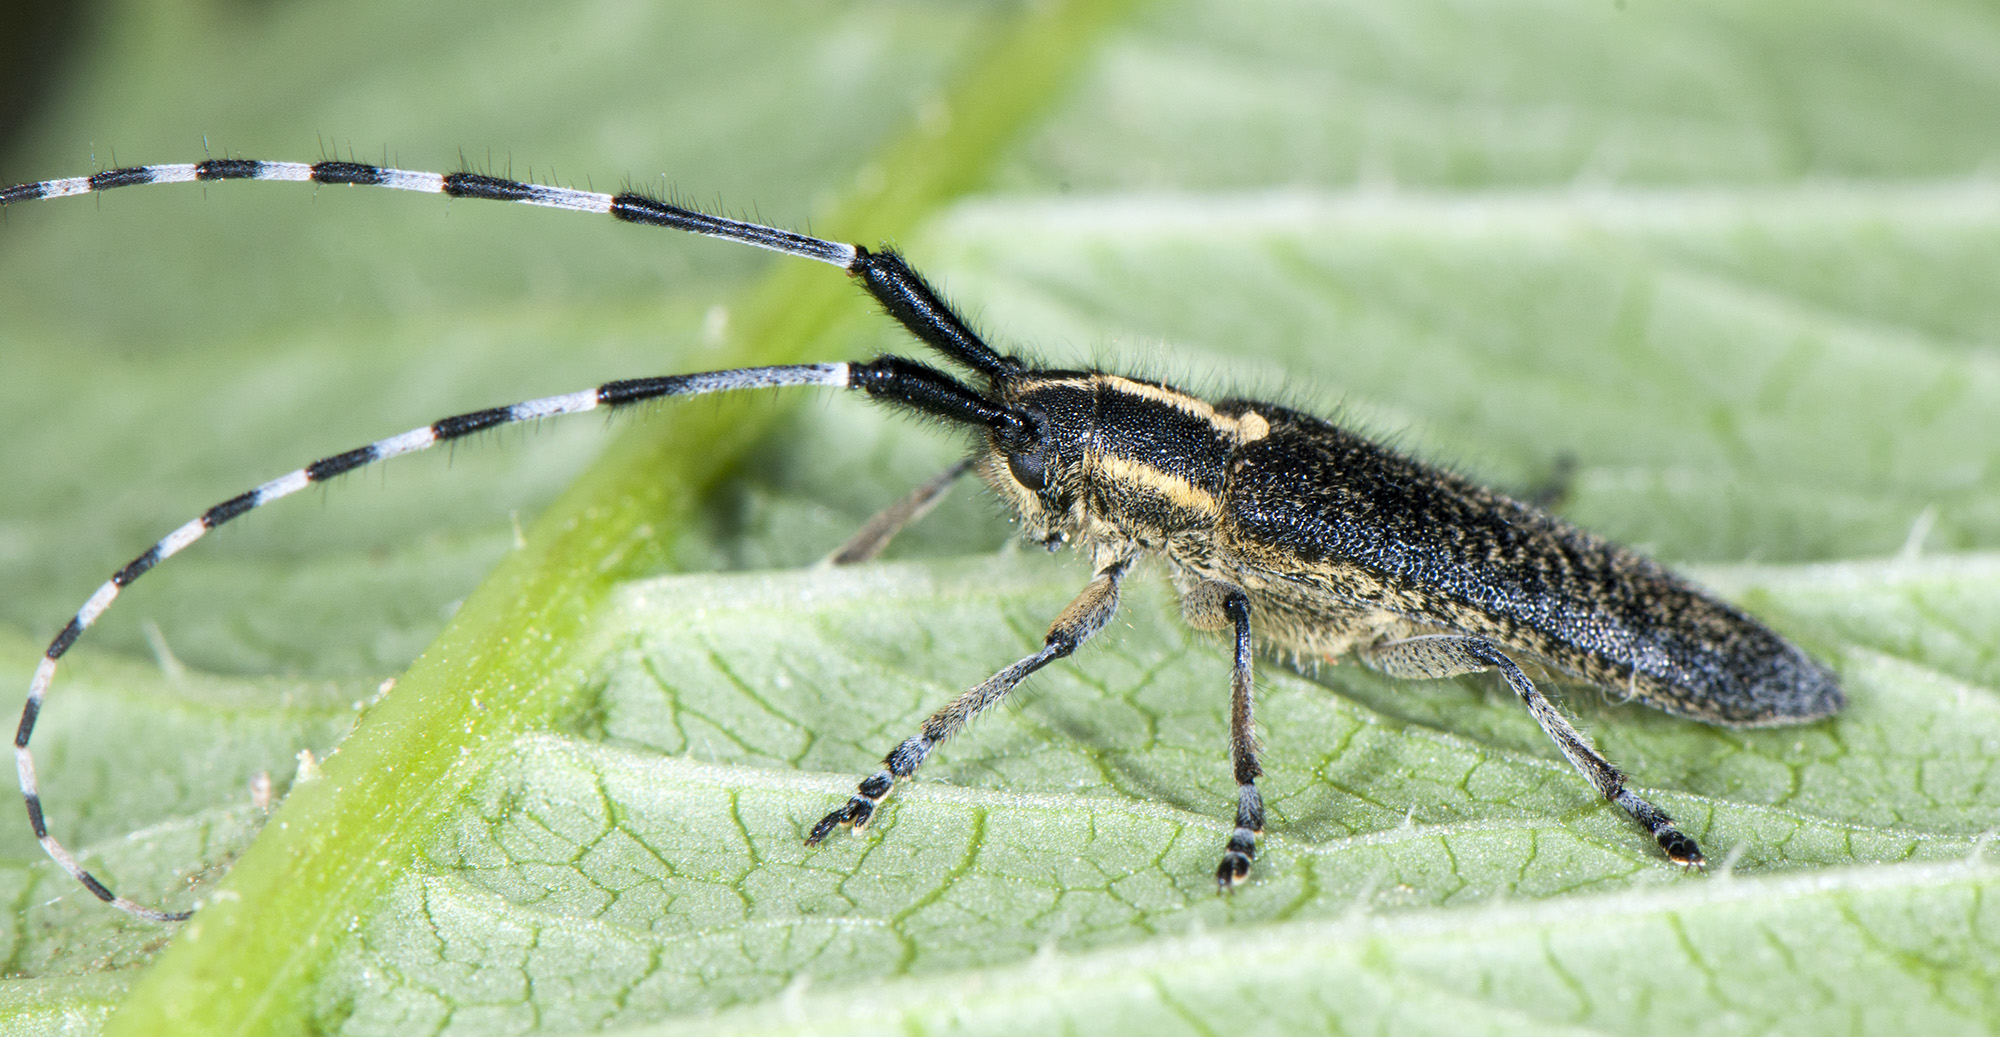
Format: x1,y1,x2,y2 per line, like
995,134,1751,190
2,0,1998,1033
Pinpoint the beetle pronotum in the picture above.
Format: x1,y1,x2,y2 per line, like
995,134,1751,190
3,158,1843,922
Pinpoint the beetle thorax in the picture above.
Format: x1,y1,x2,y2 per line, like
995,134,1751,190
976,372,1270,556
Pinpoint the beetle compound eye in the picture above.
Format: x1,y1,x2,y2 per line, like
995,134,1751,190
993,406,1048,490
1006,445,1047,491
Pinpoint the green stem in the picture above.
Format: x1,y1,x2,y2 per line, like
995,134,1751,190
107,0,1144,1031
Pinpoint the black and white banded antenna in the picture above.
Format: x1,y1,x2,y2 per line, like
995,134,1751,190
2,157,1033,921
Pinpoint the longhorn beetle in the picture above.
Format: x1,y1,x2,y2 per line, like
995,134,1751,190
4,158,1844,922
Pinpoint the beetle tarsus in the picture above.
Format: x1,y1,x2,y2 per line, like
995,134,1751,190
1216,828,1258,892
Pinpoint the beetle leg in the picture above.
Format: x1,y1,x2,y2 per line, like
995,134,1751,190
1217,589,1263,890
1363,634,1705,869
806,557,1130,846
1177,580,1265,890
823,457,975,566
